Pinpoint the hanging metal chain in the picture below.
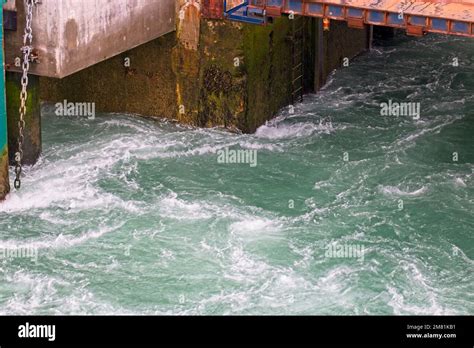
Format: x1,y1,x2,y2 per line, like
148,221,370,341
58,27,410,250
14,0,37,190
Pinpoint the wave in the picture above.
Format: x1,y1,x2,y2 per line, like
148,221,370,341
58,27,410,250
0,270,130,315
0,223,123,251
255,120,336,140
379,185,428,197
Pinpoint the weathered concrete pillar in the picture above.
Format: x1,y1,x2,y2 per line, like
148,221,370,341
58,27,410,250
6,72,41,166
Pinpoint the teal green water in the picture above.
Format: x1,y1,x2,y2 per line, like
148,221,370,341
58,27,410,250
0,34,473,314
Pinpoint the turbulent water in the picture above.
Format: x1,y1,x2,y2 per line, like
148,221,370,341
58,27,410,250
1,34,473,315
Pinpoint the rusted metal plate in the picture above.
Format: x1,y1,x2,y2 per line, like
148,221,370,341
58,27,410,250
202,0,224,19
407,24,425,35
266,6,283,16
347,17,365,28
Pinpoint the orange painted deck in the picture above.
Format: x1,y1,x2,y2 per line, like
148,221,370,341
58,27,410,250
310,0,474,22
244,0,474,37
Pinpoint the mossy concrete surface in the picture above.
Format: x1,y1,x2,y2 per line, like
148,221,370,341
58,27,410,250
175,17,295,132
195,20,246,130
6,72,42,165
242,18,294,132
322,21,369,86
41,33,178,120
0,146,9,200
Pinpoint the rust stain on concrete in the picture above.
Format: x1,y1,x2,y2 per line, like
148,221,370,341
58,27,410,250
64,19,79,51
178,0,201,50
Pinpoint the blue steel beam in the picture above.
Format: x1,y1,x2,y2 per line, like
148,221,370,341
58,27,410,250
224,0,267,24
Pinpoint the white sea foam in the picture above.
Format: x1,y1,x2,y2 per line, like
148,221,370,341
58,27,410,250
379,185,428,197
0,270,128,315
229,218,282,238
386,285,455,315
0,224,123,251
255,120,335,140
160,198,214,220
454,177,467,187
393,114,463,148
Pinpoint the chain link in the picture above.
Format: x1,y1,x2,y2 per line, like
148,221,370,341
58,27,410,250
14,0,36,190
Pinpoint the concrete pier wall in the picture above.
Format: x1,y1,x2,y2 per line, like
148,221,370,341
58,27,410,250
320,20,370,88
41,33,178,119
39,13,370,133
41,16,298,133
4,0,175,78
